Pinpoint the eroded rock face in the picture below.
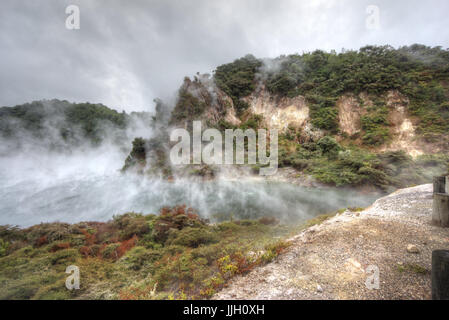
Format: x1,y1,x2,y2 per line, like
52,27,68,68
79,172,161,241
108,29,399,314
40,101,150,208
382,90,424,157
336,90,434,157
168,77,445,157
244,86,310,131
337,94,366,136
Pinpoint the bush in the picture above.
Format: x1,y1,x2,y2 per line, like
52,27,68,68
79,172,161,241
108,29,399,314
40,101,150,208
0,239,9,257
311,107,339,131
317,136,341,159
113,213,150,240
120,246,162,271
50,249,80,265
102,243,120,260
258,217,280,226
152,206,204,244
25,223,72,244
167,227,218,248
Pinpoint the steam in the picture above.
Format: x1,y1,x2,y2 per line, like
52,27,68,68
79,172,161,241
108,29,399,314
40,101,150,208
0,99,380,227
0,159,379,227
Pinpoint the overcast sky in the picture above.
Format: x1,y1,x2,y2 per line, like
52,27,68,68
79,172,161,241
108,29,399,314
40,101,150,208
1,0,448,112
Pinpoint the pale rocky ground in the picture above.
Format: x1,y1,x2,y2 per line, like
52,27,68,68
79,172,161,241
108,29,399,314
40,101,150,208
213,184,449,300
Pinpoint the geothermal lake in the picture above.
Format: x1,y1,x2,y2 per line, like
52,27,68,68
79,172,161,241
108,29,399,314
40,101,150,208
0,150,381,227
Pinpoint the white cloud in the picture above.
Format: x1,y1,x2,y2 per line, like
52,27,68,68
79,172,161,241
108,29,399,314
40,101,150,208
0,0,448,111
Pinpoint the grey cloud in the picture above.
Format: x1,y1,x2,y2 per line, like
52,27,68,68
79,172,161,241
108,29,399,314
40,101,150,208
0,0,448,112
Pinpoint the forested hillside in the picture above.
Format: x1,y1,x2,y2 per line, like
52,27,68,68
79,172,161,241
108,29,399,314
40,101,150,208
0,100,152,151
212,44,449,142
134,44,449,190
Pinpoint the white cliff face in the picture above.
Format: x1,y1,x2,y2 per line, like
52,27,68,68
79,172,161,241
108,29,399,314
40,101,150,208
381,90,424,157
337,94,366,136
336,90,429,157
244,86,310,131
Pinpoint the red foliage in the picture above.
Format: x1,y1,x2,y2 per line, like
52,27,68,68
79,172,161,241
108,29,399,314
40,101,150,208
50,242,70,252
79,246,91,258
160,204,196,217
187,212,199,220
80,229,96,246
231,253,258,274
116,235,138,258
79,243,108,258
35,236,48,247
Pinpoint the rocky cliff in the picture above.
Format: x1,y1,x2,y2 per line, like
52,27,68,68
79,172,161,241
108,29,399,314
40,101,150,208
123,45,449,189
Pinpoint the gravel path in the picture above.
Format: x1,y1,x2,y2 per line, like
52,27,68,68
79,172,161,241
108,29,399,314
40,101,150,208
213,184,449,300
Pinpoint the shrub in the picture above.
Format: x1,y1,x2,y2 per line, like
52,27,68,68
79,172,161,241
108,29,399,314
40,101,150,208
259,241,291,263
167,227,218,248
116,235,138,258
102,243,120,260
49,242,71,252
0,225,23,242
152,206,204,244
113,213,150,240
170,88,207,122
0,239,9,257
26,223,72,244
120,246,162,271
317,136,341,157
258,217,280,226
50,249,80,265
214,55,262,100
214,54,262,115
311,107,339,131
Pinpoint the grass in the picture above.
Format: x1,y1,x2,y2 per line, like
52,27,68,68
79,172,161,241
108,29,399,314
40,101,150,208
0,204,348,300
0,206,295,300
396,263,429,275
302,212,337,229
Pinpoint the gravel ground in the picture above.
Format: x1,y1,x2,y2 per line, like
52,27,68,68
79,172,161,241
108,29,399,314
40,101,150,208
213,184,449,300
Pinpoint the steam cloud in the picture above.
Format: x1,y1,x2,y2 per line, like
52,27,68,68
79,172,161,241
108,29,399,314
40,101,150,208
0,110,379,227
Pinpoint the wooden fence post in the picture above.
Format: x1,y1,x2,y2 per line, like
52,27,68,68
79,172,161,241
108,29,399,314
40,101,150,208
433,176,449,227
434,176,446,194
432,250,449,300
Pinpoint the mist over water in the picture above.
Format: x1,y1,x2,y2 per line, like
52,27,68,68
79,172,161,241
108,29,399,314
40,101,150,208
0,102,381,227
0,144,380,227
